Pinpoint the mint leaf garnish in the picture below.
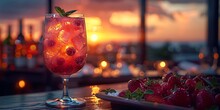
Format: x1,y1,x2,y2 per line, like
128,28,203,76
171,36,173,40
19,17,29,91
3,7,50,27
55,6,77,17
65,10,77,16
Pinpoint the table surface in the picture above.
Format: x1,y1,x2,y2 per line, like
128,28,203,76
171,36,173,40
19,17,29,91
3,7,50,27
0,82,127,110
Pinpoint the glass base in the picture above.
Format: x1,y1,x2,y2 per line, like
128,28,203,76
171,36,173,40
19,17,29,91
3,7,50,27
46,98,86,108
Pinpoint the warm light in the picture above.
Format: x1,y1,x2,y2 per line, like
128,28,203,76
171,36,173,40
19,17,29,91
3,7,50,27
15,52,21,58
100,61,108,68
16,44,22,50
91,34,98,42
18,80,26,88
93,68,102,76
30,44,36,51
27,54,32,59
111,70,120,77
116,62,122,68
106,44,113,51
198,53,204,59
2,54,7,58
159,61,166,68
90,85,100,95
214,53,219,59
86,17,102,26
2,62,7,69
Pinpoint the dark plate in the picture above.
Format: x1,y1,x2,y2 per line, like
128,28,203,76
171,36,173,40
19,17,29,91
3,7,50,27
96,92,193,110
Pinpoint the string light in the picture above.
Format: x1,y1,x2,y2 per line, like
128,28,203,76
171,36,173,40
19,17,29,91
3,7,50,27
18,80,26,88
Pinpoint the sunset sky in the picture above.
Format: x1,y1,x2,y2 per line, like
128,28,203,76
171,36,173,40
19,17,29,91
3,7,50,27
0,0,218,44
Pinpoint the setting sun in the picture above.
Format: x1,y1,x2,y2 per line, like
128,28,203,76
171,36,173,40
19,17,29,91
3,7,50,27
90,33,98,42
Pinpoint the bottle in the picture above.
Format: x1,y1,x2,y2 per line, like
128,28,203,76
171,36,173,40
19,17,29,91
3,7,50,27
37,21,44,68
15,19,26,68
27,25,37,69
0,27,2,69
2,25,15,70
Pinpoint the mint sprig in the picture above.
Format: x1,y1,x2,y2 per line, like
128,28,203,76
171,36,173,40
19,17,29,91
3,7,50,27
55,6,77,17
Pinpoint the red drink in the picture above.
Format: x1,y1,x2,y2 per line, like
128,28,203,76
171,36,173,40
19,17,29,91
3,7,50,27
43,14,87,76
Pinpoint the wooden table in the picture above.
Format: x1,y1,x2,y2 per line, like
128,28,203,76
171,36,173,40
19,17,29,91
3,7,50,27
0,82,127,110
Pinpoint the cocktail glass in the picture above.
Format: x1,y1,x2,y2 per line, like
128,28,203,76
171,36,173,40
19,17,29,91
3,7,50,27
43,13,87,108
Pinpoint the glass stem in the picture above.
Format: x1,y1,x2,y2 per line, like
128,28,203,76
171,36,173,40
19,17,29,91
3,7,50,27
61,78,71,102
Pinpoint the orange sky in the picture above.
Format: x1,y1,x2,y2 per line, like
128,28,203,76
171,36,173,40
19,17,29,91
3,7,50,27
0,0,217,44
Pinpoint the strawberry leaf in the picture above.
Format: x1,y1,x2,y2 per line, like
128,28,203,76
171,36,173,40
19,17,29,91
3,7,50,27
125,90,132,99
132,88,144,101
195,81,204,90
144,89,154,95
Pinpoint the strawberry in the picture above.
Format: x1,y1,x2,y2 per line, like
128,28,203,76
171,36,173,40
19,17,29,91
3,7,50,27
196,89,214,110
168,88,191,107
161,82,172,96
185,79,196,93
215,94,220,106
168,76,181,88
127,79,145,93
118,90,127,97
144,94,166,104
148,83,163,96
162,72,173,82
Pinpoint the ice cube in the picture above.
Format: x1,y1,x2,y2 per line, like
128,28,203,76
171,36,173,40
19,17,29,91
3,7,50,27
58,30,74,44
71,33,86,50
46,18,62,34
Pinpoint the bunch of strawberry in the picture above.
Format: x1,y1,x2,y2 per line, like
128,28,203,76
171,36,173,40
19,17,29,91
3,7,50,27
118,72,220,110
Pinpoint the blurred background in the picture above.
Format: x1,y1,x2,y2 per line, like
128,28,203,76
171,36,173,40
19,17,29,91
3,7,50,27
0,0,219,96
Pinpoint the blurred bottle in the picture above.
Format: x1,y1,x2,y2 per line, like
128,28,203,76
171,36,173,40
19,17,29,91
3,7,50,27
26,25,37,69
0,27,2,69
37,21,44,68
15,19,27,68
2,25,15,70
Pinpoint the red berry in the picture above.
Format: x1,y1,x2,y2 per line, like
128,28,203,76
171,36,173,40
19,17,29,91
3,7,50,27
64,65,74,74
66,47,76,56
144,94,166,104
74,18,83,26
56,57,65,65
185,79,196,92
168,76,181,88
51,66,64,74
168,88,191,107
196,90,214,110
161,82,172,96
47,40,55,47
75,56,85,65
215,94,220,106
162,72,173,82
127,79,145,93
